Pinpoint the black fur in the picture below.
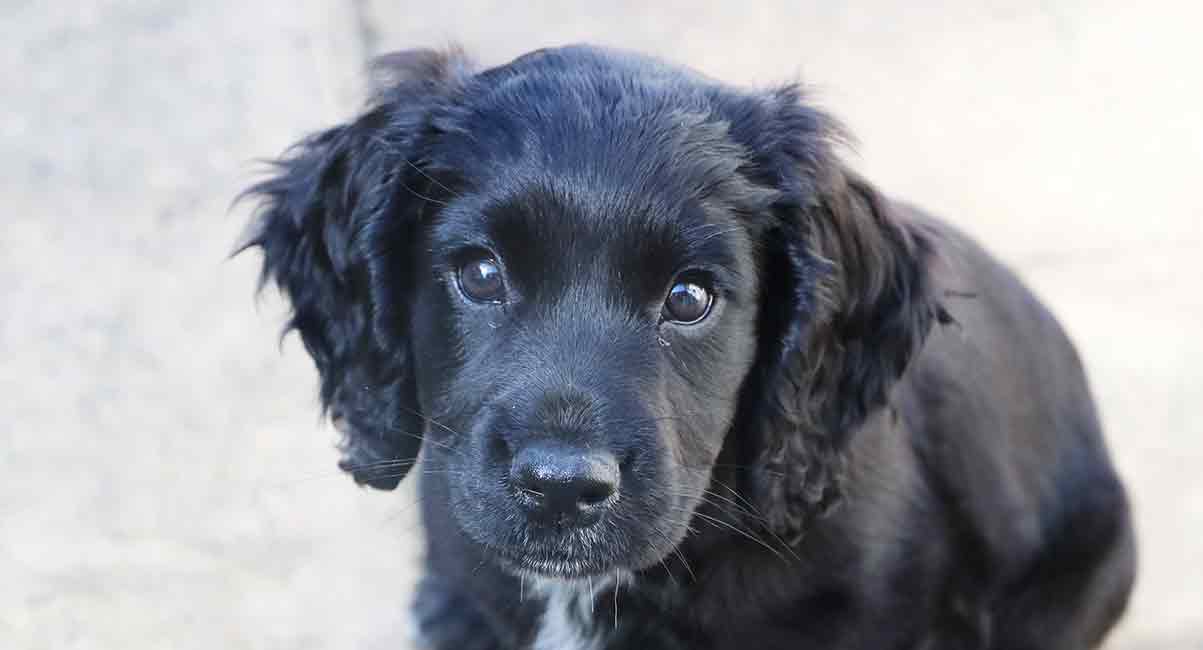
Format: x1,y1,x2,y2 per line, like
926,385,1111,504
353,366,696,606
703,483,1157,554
241,45,1135,649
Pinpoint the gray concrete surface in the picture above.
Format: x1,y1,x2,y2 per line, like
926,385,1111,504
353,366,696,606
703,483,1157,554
2,1,1199,648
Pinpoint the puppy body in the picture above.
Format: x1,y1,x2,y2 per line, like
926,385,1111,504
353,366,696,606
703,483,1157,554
413,213,1134,650
242,45,1134,649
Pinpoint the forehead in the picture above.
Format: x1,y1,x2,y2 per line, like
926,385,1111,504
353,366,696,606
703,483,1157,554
416,50,784,303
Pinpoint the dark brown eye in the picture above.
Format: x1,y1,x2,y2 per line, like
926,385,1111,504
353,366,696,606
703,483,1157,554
458,256,506,303
662,278,713,324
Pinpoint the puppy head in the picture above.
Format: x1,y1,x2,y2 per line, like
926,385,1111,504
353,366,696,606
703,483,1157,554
241,45,938,577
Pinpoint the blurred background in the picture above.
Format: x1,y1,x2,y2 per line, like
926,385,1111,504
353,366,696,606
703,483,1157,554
3,1,1200,648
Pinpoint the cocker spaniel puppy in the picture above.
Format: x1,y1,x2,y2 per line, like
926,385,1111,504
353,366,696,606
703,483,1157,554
241,45,1135,649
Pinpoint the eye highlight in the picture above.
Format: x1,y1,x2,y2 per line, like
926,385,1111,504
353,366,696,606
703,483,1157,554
662,275,714,325
457,254,506,303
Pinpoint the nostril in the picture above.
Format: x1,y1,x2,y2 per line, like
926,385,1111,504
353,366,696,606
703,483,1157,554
577,479,615,508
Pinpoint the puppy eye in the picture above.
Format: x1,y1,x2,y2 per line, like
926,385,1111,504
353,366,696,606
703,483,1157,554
662,276,714,325
457,255,506,303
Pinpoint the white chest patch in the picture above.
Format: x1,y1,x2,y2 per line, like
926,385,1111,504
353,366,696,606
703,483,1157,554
531,574,627,650
533,592,600,650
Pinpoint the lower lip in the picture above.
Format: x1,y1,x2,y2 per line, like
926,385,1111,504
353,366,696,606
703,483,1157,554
497,550,613,580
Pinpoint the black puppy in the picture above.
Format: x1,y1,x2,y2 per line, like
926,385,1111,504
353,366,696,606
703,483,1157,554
241,45,1135,649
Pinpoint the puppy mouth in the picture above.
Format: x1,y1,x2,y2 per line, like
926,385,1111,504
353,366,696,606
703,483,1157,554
499,554,613,580
461,491,697,580
484,518,688,580
489,539,619,579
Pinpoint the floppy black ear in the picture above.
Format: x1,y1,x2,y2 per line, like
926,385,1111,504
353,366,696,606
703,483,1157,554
238,48,471,489
802,169,942,434
742,90,941,540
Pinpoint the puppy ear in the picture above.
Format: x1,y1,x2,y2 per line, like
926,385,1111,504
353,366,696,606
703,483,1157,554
804,168,942,434
744,92,941,540
238,48,471,489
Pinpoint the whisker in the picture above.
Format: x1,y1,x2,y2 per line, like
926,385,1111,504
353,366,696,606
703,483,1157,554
649,521,695,583
613,569,620,630
701,489,761,518
679,491,765,526
667,489,802,563
258,459,419,487
400,180,448,206
405,159,460,198
390,402,466,438
378,420,463,456
708,478,762,513
672,506,790,565
707,480,801,561
338,458,421,471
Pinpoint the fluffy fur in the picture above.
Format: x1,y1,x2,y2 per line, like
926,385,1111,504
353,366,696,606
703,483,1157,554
240,45,1135,649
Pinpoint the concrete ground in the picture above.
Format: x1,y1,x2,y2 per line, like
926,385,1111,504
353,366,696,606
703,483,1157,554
2,1,1199,648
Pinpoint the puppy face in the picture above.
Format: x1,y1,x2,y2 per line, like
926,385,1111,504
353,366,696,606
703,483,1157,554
243,45,936,580
403,119,766,577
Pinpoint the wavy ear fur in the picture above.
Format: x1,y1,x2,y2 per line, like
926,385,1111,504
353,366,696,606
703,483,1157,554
238,49,472,489
743,89,942,541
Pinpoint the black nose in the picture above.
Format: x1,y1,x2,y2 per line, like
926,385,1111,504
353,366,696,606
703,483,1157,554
509,441,619,525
